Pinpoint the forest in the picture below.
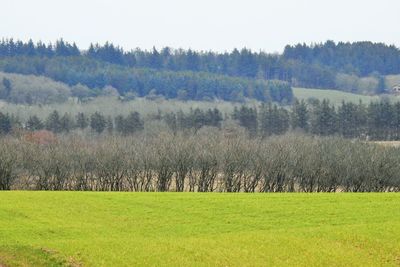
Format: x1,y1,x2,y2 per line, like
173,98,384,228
0,39,399,99
0,57,292,103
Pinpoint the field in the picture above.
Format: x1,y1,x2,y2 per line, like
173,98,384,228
385,75,400,89
293,87,384,105
373,141,400,148
0,192,399,266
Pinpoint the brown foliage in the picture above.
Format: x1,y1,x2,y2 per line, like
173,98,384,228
24,130,57,145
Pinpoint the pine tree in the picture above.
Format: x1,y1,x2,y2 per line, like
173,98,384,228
115,115,125,134
260,103,274,136
376,75,386,94
290,99,309,131
76,112,89,129
234,106,258,136
311,100,337,136
338,102,353,138
26,115,44,131
149,47,163,69
124,112,144,134
106,116,114,134
60,113,74,133
392,102,400,140
90,112,106,134
2,78,12,99
0,112,11,135
208,108,223,128
163,112,177,133
45,110,62,133
274,106,289,135
192,108,206,130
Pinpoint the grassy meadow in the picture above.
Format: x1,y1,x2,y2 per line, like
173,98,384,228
293,87,383,105
0,192,399,266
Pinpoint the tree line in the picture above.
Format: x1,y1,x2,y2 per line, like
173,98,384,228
2,99,400,140
283,41,400,77
234,99,400,140
0,108,223,135
0,38,399,92
1,134,399,192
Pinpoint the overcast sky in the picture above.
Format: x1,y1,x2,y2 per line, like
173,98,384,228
1,0,399,53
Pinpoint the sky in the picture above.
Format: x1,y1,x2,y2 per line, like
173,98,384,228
1,0,399,53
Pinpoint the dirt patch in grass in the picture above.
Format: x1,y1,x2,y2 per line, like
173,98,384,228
0,246,79,267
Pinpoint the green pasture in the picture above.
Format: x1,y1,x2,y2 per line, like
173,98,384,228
0,192,399,266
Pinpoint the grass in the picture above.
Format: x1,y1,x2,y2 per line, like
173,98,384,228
372,141,400,147
293,87,385,105
0,192,399,266
0,97,244,122
385,75,400,89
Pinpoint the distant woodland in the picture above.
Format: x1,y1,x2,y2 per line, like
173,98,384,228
0,39,399,104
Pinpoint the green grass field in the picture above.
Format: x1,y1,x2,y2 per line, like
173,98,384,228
0,192,399,266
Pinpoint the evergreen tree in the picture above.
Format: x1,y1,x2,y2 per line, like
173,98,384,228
2,78,12,99
393,102,400,140
260,103,274,136
26,115,44,131
192,108,206,130
0,112,11,135
338,102,353,138
90,112,106,134
124,112,144,134
233,106,258,136
106,116,114,134
207,108,223,128
163,112,178,133
60,113,74,133
115,115,125,134
355,101,368,138
311,100,337,136
149,47,163,69
290,99,309,131
76,112,89,129
274,105,290,135
376,75,386,94
260,104,289,136
185,49,200,71
45,110,62,133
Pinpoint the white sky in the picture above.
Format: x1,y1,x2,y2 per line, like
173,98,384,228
1,0,399,53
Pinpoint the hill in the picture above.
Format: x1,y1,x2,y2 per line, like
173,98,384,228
0,192,399,266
